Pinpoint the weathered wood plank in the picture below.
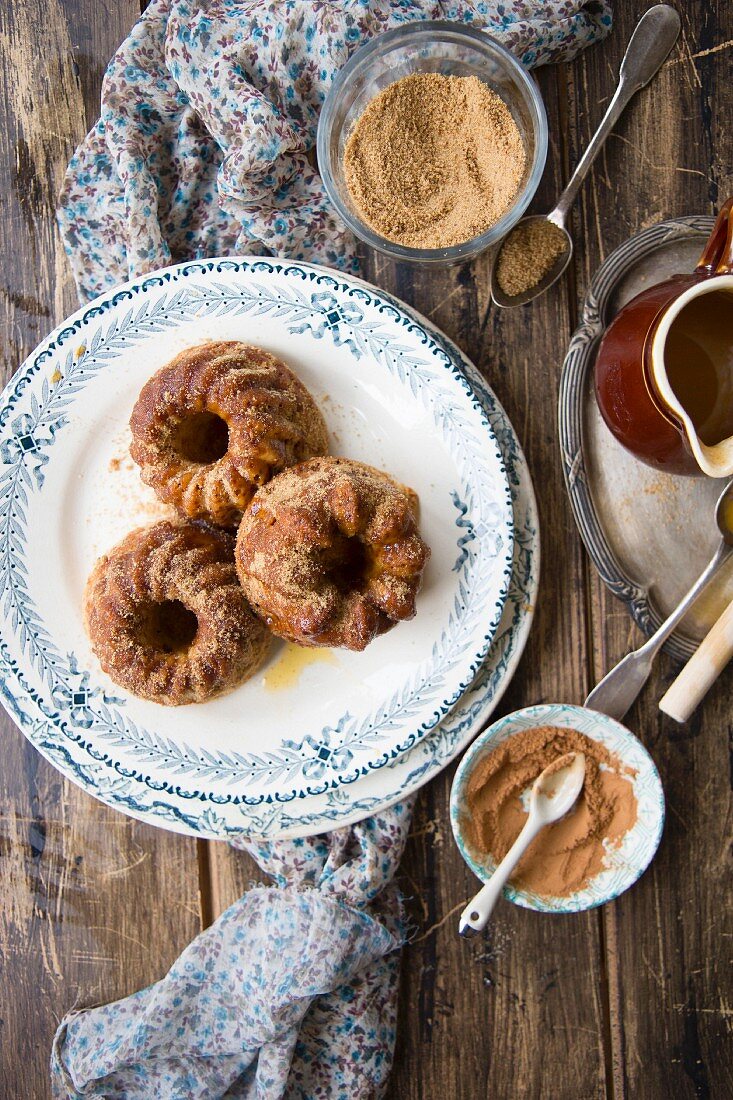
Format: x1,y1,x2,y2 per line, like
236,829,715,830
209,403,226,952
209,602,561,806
0,4,203,1098
567,3,733,1097
208,59,610,1100
4,1,731,1098
381,60,609,1100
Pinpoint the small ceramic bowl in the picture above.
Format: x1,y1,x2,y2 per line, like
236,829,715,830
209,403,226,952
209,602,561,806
317,20,548,265
450,704,665,913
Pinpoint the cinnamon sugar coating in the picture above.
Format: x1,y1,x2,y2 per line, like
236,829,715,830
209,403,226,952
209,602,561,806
85,520,270,704
236,457,430,651
129,342,329,528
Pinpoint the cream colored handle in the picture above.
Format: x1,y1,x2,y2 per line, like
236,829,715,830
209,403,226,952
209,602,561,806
659,598,733,722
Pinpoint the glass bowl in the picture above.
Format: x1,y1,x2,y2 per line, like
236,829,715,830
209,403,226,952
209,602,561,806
317,20,548,265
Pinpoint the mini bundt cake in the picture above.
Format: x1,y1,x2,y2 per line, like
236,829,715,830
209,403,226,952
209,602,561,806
235,457,431,651
129,342,329,528
85,520,270,704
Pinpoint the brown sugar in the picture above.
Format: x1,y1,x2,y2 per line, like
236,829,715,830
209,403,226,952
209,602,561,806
495,218,568,298
463,725,638,898
343,73,526,250
85,520,270,705
236,457,430,651
129,342,329,530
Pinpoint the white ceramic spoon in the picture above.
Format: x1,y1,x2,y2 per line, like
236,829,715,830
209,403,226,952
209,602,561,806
458,752,587,934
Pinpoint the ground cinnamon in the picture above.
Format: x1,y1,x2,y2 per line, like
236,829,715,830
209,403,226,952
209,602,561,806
463,725,638,898
343,73,526,250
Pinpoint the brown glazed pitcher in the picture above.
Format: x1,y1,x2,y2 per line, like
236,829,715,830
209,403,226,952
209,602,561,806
595,198,733,476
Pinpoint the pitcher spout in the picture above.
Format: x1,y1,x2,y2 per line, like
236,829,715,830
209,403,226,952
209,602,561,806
649,273,733,478
595,198,733,478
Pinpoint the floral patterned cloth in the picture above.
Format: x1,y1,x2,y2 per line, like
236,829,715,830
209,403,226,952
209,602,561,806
53,3,611,1097
58,0,611,303
52,805,413,1099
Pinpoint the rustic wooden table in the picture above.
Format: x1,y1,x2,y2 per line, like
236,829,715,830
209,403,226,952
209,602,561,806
1,3,732,1097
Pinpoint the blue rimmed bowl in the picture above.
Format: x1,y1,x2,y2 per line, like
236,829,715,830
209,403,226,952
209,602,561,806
450,704,665,913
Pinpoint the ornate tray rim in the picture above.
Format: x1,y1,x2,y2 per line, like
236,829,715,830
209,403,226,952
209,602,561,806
559,215,715,663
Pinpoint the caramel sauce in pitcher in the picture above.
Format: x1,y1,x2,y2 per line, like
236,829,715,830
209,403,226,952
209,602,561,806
664,288,733,446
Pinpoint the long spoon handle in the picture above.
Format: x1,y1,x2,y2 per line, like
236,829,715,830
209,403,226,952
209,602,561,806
458,816,542,934
660,597,733,722
552,6,680,223
636,540,733,659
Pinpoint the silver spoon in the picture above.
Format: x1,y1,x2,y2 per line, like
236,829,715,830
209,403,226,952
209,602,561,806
490,5,681,308
586,480,733,722
459,752,586,934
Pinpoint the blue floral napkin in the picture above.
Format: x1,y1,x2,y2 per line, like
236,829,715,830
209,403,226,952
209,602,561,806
52,811,412,1098
53,2,610,1097
58,0,611,303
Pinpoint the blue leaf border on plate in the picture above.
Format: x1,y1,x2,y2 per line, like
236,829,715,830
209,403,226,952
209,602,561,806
0,340,538,839
0,260,514,822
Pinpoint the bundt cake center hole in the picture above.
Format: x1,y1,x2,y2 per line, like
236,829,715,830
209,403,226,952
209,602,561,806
137,599,199,653
329,536,371,593
172,411,229,464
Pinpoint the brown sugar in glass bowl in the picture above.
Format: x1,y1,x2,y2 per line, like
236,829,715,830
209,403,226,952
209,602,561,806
129,341,329,529
343,72,526,250
235,456,431,651
317,21,548,264
85,520,270,705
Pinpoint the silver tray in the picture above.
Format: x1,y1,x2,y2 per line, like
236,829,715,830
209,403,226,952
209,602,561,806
559,216,733,663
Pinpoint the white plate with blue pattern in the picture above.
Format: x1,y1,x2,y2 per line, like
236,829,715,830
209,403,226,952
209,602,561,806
450,704,665,913
239,320,540,839
0,259,514,835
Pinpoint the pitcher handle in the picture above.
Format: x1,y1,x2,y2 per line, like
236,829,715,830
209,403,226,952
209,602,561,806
714,204,733,275
695,197,733,273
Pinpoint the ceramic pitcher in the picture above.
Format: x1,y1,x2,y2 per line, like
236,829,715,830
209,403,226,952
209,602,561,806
595,197,733,476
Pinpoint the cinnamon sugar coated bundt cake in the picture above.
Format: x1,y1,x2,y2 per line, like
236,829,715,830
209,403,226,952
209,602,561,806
235,457,431,651
85,520,270,704
129,342,329,528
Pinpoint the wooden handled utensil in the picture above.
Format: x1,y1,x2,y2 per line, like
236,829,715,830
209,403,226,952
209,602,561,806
659,597,733,723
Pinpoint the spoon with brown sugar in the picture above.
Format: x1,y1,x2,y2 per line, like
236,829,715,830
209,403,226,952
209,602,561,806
490,5,680,308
